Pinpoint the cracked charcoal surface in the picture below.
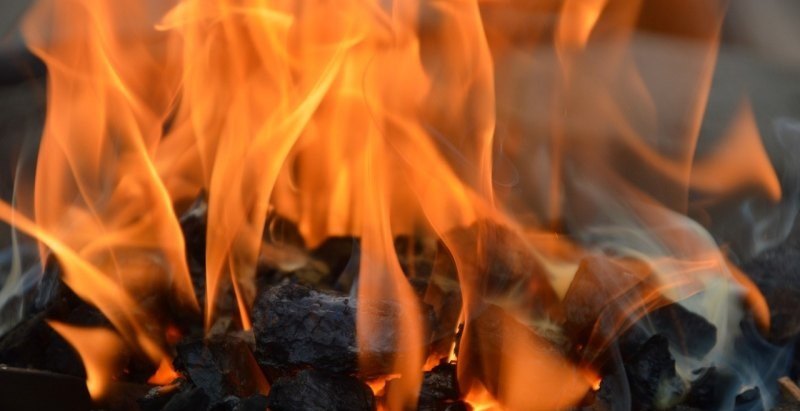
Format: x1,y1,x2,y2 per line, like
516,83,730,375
253,282,432,377
266,369,375,411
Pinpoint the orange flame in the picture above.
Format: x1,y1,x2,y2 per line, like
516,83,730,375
4,0,779,406
48,322,125,399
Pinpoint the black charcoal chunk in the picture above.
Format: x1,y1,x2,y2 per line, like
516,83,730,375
266,369,375,411
253,283,431,377
161,386,210,411
234,395,268,411
625,335,686,410
741,244,800,342
139,379,188,411
175,340,227,402
735,386,760,406
417,362,461,411
682,366,743,411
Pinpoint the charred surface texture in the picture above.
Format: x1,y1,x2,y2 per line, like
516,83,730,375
563,256,716,363
253,283,432,377
741,243,800,342
417,362,462,411
266,369,375,411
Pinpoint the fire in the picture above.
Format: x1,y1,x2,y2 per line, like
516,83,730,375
47,322,125,399
0,0,783,409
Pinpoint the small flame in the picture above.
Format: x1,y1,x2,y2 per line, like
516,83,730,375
148,358,180,386
48,322,125,399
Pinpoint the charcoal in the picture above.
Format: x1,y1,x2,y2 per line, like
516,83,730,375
563,256,716,363
311,236,360,291
642,304,717,359
138,379,187,411
734,386,760,406
208,396,242,411
444,222,560,320
740,243,800,342
773,403,800,411
264,214,306,249
562,256,649,356
683,368,723,409
417,362,461,411
253,283,432,377
174,340,227,403
614,304,717,363
178,196,208,306
161,386,211,411
422,241,461,357
233,395,268,411
439,402,470,411
458,304,573,408
625,335,686,410
394,236,437,282
173,333,264,405
266,369,375,411
0,262,110,378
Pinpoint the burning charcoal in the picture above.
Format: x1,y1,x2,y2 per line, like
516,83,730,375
178,196,209,313
563,256,716,362
173,334,264,406
642,304,717,359
0,261,111,379
735,386,761,406
394,236,438,282
139,379,187,411
264,213,306,249
625,335,686,410
161,386,211,411
682,367,729,409
208,396,242,411
562,256,649,341
310,236,360,291
422,242,462,358
233,395,268,411
741,243,800,342
266,369,375,411
773,401,800,411
175,340,227,402
253,283,433,377
445,222,560,319
417,362,461,411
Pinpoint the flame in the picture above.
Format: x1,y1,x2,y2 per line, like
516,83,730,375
148,358,180,386
48,322,125,399
4,0,782,407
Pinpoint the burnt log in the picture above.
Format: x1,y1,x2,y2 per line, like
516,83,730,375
266,369,375,411
253,283,433,378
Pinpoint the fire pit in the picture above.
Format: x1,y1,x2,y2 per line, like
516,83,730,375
0,0,799,410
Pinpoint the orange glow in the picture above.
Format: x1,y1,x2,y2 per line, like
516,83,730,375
48,322,125,399
148,358,180,386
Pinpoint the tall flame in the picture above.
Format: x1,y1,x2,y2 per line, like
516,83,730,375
0,0,784,408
